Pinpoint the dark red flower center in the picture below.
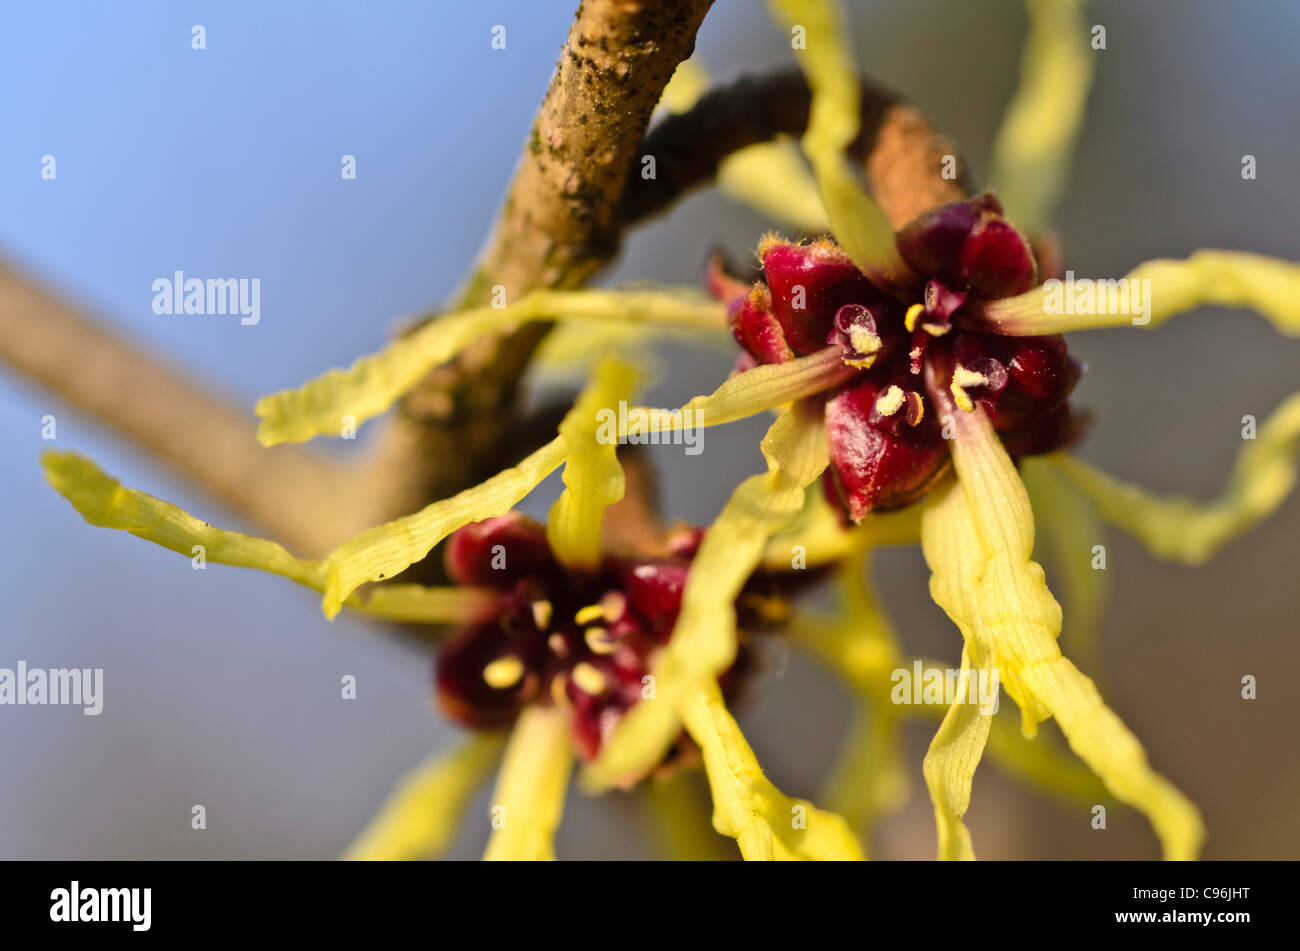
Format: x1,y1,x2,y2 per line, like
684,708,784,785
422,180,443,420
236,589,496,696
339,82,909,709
434,514,797,762
714,193,1084,521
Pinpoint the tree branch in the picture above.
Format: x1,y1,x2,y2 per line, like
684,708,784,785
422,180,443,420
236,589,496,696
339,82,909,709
382,0,716,510
620,69,970,231
0,259,376,556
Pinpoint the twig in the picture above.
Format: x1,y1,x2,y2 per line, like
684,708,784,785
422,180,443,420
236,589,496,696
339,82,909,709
0,258,373,556
382,0,717,511
620,69,970,230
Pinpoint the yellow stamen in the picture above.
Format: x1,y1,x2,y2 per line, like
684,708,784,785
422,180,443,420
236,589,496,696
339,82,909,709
904,302,924,333
531,599,553,630
483,655,525,690
922,322,952,337
585,627,616,655
575,604,605,625
845,324,882,368
874,384,905,417
949,366,987,413
599,590,627,622
551,673,570,708
548,633,568,656
571,662,607,696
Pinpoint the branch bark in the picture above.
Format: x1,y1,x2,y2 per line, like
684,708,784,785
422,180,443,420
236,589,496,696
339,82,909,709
0,259,375,556
381,0,716,511
619,69,970,230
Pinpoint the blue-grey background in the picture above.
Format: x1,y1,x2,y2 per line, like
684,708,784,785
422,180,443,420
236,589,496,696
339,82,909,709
1,0,1297,859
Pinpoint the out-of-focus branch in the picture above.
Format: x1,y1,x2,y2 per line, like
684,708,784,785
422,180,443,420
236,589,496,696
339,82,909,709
0,259,374,557
620,69,970,231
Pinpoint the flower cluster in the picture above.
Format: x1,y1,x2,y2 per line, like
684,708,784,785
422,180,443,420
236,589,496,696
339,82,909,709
715,193,1083,520
436,512,807,763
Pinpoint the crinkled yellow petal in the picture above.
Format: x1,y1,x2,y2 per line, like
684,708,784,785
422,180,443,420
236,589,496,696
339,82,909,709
658,56,711,113
1048,391,1300,565
1021,457,1111,678
679,680,863,860
347,583,499,625
321,437,568,618
255,287,724,446
643,770,732,861
926,407,1204,860
917,481,1001,860
531,322,727,377
43,449,325,587
343,734,504,860
762,489,921,571
42,450,495,626
767,0,909,286
585,402,830,789
483,706,574,861
546,357,640,570
900,657,1109,810
720,141,831,234
659,55,831,233
319,349,850,619
983,709,1112,811
921,648,993,861
660,345,854,430
988,0,1094,236
788,550,907,848
977,251,1300,335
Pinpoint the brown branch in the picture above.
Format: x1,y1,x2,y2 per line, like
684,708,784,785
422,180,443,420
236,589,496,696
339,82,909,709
0,259,377,557
380,0,716,512
620,69,970,231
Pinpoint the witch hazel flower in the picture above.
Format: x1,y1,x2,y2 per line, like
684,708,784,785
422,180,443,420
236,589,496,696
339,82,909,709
34,0,1300,862
714,192,1083,521
436,512,781,765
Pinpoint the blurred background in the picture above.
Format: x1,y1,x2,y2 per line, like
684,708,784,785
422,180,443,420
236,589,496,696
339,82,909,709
1,0,1297,859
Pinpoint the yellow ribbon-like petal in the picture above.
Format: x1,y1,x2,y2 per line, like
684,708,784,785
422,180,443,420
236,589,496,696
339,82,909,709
321,437,568,618
1021,457,1112,678
988,0,1094,236
585,401,830,789
975,251,1300,336
546,357,640,570
343,734,505,860
761,488,922,571
921,648,994,861
767,0,909,286
925,406,1204,859
1048,391,1300,565
718,142,832,234
788,549,907,851
918,479,1001,859
44,449,324,587
255,287,724,446
679,680,863,860
659,56,831,233
347,583,499,625
483,706,574,861
319,348,852,618
42,450,496,626
642,770,733,861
